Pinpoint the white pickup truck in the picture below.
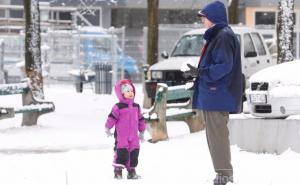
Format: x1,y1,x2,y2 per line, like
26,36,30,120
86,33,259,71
144,26,276,108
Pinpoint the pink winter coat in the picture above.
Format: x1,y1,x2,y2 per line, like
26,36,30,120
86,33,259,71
105,79,146,149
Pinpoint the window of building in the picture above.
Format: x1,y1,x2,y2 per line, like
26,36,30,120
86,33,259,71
0,10,5,18
11,0,23,5
111,8,199,29
159,9,199,24
58,11,72,21
255,11,275,26
78,9,100,26
256,11,296,27
112,9,147,29
10,9,23,19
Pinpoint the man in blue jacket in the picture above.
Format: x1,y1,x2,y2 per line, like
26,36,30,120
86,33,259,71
186,1,242,185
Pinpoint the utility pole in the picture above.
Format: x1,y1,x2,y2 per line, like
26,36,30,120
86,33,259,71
147,0,159,66
228,0,239,24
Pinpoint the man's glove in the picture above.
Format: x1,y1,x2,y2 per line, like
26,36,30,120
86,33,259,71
139,132,145,142
184,64,200,78
105,128,113,137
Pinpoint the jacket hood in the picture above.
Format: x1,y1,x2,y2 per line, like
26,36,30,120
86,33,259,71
198,1,228,25
114,79,136,103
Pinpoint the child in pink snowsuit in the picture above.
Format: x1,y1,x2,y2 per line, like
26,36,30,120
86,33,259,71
105,79,146,179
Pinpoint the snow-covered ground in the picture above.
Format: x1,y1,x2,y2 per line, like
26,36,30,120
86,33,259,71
0,83,299,185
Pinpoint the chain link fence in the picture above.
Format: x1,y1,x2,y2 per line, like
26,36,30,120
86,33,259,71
0,27,133,94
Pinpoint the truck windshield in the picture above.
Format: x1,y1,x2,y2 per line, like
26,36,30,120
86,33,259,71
171,34,204,57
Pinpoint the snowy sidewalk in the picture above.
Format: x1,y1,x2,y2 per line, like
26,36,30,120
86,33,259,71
0,84,299,185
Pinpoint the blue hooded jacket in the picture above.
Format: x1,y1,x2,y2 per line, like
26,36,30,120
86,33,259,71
192,1,243,113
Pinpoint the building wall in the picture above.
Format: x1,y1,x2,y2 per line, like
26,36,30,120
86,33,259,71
102,7,111,28
0,0,10,5
241,0,300,7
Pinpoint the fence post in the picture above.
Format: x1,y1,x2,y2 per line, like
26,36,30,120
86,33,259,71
0,40,4,84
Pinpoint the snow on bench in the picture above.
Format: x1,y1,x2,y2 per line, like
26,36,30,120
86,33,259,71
15,103,55,114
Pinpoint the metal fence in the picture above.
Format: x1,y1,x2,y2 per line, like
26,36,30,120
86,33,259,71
0,39,5,84
0,27,128,94
0,35,24,83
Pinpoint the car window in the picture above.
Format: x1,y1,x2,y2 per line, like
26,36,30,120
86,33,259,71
171,34,204,57
244,33,256,57
251,33,266,56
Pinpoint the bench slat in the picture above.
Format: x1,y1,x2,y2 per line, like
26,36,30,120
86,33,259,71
0,83,29,95
167,89,193,101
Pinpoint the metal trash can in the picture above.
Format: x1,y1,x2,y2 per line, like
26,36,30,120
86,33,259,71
94,63,112,94
75,79,83,93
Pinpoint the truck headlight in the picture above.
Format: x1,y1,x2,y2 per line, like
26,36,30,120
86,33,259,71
151,71,163,79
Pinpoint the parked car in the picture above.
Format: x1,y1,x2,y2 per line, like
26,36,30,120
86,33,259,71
246,60,300,118
143,26,276,108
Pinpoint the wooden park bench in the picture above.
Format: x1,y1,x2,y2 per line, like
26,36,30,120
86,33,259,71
0,80,55,126
143,82,204,142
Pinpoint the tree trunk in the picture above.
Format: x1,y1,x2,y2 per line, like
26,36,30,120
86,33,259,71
147,0,159,66
228,0,239,24
24,0,43,97
23,0,44,126
277,0,295,64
